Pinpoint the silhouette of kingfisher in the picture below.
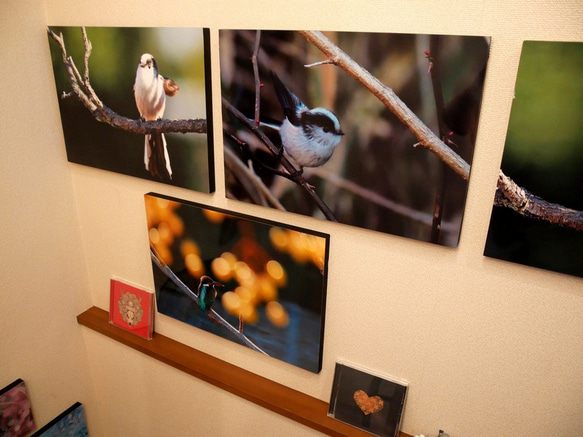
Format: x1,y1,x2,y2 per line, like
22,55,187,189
197,276,224,312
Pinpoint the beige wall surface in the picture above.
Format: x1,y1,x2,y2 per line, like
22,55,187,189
1,0,582,436
0,0,98,433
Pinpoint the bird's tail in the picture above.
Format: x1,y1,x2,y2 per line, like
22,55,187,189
144,133,172,180
270,71,304,125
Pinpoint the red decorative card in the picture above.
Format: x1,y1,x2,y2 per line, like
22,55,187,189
109,279,154,339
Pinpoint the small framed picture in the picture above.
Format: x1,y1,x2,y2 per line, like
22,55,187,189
32,402,87,437
328,362,408,437
0,379,36,437
109,278,155,340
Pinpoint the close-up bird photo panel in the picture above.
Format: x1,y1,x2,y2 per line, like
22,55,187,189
145,193,330,373
47,27,214,192
483,41,583,279
219,30,490,247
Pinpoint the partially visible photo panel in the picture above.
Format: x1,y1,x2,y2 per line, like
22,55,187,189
145,193,330,373
484,41,583,278
328,362,408,437
0,379,36,437
48,27,214,192
219,30,491,247
32,402,88,437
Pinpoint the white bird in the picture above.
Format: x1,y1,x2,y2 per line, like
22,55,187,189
134,53,178,180
271,71,344,170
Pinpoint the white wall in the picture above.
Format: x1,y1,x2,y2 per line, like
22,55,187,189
0,0,99,433
1,1,582,436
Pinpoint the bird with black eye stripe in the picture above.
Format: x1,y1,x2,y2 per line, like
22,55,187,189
270,71,344,172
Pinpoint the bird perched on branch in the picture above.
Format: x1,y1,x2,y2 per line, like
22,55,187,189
134,53,179,180
197,276,224,312
270,71,344,171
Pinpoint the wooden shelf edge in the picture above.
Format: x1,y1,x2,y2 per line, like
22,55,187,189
77,306,411,437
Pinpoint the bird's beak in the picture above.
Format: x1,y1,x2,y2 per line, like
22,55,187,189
212,281,224,287
338,129,345,136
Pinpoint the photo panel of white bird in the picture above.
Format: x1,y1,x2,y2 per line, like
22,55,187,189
144,193,329,373
219,30,490,247
47,27,214,192
484,41,583,279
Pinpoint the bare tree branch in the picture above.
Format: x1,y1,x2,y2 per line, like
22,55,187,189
252,30,262,126
495,171,583,230
150,247,268,355
47,27,207,136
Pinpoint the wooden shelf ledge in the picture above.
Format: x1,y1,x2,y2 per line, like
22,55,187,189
78,306,411,437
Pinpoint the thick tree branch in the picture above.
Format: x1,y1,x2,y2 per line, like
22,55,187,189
222,97,338,222
47,27,206,136
495,171,583,230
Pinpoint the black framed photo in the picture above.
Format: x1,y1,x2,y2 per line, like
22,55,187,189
483,40,583,278
145,193,330,373
220,29,490,247
47,26,214,192
328,362,408,437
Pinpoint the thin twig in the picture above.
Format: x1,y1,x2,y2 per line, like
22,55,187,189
304,60,334,68
47,27,207,136
80,27,102,106
427,36,447,243
310,167,458,233
150,247,268,354
252,30,262,126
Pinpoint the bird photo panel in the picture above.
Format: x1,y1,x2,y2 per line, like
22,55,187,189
47,27,214,192
144,193,330,373
484,41,583,279
0,379,36,437
31,402,88,437
219,30,490,247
